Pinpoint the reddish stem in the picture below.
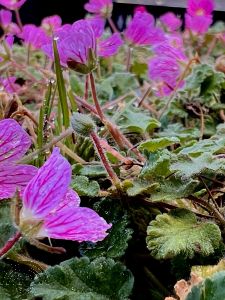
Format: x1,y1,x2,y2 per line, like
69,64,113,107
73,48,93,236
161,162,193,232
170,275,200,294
15,9,23,31
0,231,22,258
91,131,121,187
89,72,105,121
107,17,118,33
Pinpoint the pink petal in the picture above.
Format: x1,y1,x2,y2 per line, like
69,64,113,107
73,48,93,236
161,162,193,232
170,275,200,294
22,148,71,219
38,206,112,242
0,164,37,200
51,188,81,214
0,119,31,166
0,0,26,10
98,32,123,57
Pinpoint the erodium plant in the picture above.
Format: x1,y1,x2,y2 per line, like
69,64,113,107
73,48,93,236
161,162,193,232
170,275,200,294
1,0,225,299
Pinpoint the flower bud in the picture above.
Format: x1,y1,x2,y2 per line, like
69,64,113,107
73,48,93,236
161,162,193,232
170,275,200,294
71,113,96,137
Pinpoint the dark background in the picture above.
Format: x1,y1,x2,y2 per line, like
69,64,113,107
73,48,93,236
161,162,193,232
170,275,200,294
2,0,224,28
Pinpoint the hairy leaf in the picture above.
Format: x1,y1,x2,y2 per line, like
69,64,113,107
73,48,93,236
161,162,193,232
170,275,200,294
138,137,180,152
0,261,32,300
30,257,134,300
72,176,100,197
146,209,221,259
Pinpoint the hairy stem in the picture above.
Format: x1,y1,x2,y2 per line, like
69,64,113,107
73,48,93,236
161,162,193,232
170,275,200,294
91,131,121,188
0,231,21,258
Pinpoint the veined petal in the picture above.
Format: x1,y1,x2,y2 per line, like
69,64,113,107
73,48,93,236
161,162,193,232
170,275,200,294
38,207,112,242
0,119,31,166
22,148,71,219
51,188,81,214
0,164,37,200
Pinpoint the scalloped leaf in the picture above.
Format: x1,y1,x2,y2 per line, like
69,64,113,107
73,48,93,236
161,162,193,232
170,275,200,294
72,175,100,197
141,150,172,179
185,64,225,106
146,209,221,259
138,137,180,152
126,179,159,197
150,177,198,202
119,107,160,134
186,271,225,300
170,152,225,179
30,257,134,300
0,261,32,300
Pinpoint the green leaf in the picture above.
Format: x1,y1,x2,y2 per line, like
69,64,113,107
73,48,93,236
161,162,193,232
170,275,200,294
72,176,100,197
150,177,198,202
126,179,159,197
158,124,200,143
53,39,70,128
186,271,225,300
0,202,16,249
185,64,225,106
146,209,221,259
141,150,172,179
77,165,107,178
79,215,133,259
0,261,32,300
170,152,225,179
119,107,160,134
138,137,180,152
30,257,134,300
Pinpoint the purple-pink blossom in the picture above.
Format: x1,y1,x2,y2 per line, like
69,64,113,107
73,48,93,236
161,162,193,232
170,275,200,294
0,119,37,199
41,15,62,34
19,148,111,242
124,11,164,47
0,76,20,93
84,0,113,18
98,32,123,57
87,15,105,39
185,0,214,34
0,0,26,10
19,24,50,50
148,39,187,96
159,12,182,32
0,9,19,34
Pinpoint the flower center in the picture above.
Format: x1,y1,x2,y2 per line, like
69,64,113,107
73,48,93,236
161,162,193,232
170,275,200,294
196,8,205,16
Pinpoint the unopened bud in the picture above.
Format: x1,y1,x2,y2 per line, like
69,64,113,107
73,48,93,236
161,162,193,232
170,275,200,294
71,113,96,137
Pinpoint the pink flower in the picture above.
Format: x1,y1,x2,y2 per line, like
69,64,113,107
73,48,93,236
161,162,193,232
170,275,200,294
20,148,111,242
41,15,62,34
148,40,187,96
0,119,37,199
0,9,19,34
19,24,50,50
84,0,113,18
187,0,214,16
124,11,164,47
0,0,26,10
185,0,214,34
134,6,147,14
160,12,182,32
87,15,105,39
59,20,97,73
98,32,123,57
0,76,20,93
185,13,212,34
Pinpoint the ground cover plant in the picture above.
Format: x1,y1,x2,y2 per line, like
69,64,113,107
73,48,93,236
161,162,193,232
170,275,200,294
1,0,225,299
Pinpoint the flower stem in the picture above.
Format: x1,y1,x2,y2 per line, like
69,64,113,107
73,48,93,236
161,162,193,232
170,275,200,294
15,9,23,31
126,47,132,72
0,231,22,258
89,72,104,121
91,131,121,188
107,17,118,33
